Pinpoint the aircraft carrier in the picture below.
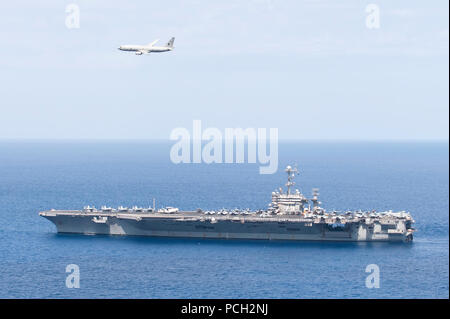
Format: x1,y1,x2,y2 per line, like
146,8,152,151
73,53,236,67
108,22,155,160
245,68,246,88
39,166,415,242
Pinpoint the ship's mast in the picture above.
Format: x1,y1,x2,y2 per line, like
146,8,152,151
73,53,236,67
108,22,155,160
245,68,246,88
285,165,299,195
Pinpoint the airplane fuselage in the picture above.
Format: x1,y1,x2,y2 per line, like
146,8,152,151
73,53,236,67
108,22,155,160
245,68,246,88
118,45,172,54
118,37,175,55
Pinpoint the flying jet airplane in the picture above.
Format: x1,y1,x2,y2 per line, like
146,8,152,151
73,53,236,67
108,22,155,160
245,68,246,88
118,37,175,55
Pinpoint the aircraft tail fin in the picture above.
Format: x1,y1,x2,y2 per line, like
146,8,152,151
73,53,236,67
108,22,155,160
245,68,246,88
166,37,175,48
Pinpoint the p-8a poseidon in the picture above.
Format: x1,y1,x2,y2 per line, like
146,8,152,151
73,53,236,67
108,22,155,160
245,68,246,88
118,37,175,55
39,166,415,242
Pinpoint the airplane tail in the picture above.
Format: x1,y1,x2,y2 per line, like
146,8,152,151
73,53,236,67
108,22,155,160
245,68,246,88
166,37,175,48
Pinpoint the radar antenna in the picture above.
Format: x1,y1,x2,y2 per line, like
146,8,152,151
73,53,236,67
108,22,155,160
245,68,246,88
285,165,299,195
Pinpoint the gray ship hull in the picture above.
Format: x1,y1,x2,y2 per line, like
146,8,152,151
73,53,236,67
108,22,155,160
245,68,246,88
40,211,411,242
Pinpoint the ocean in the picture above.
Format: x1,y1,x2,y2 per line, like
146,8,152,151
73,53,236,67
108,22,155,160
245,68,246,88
0,141,448,298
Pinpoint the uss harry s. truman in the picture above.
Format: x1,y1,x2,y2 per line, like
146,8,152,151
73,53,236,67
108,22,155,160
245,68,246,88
39,166,415,242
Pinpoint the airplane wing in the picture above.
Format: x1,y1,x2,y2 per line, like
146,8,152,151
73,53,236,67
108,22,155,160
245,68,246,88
148,39,159,47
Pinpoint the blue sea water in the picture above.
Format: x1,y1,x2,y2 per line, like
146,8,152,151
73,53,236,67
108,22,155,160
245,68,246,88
0,141,448,298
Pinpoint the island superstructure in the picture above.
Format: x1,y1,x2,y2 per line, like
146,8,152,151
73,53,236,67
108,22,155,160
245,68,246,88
39,166,415,242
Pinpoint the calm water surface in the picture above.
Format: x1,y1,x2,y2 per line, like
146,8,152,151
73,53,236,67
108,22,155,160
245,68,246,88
0,141,448,298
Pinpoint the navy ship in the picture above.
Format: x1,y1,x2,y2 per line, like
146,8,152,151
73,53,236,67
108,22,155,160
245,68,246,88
39,166,415,242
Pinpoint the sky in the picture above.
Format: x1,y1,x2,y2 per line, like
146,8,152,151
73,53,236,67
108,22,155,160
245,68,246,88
0,0,448,140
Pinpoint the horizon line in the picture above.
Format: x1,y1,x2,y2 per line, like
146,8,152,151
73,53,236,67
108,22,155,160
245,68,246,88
0,138,448,143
